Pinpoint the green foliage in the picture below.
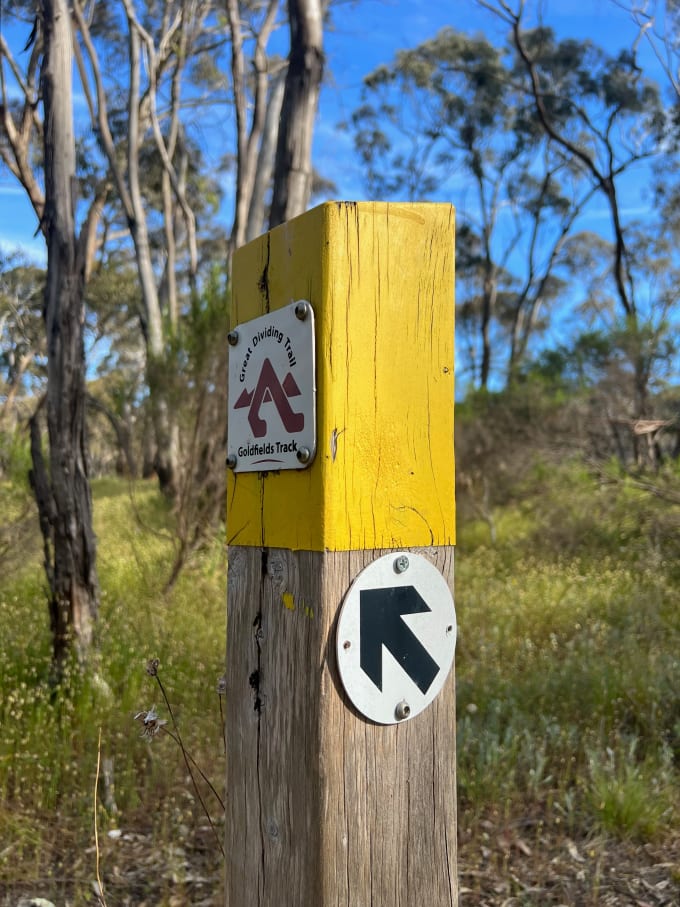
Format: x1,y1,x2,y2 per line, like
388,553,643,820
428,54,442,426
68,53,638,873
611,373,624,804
2,448,679,899
457,548,679,837
155,268,229,581
455,458,680,840
0,431,39,581
521,330,614,389
350,14,676,394
0,256,46,404
0,428,32,486
587,741,675,840
0,478,227,898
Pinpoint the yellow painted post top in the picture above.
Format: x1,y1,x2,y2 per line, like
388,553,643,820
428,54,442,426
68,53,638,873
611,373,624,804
227,201,455,551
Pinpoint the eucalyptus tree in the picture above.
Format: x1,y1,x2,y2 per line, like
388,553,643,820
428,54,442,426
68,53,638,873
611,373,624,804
0,256,45,430
482,0,668,415
226,0,325,242
0,0,102,666
0,0,224,500
350,27,594,388
73,0,324,489
69,0,224,498
269,0,324,227
0,1,220,660
622,0,680,101
226,0,284,251
0,0,328,638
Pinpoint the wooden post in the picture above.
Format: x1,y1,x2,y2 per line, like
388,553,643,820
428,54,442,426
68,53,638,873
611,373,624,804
225,201,457,906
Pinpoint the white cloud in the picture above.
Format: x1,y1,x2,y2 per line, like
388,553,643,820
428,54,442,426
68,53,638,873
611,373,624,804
0,236,46,265
0,184,31,197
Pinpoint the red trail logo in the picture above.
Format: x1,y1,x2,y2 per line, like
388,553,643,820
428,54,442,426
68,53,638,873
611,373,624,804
234,358,304,438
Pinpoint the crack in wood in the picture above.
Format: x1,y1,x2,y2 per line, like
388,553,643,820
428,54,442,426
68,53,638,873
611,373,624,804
251,610,264,714
258,233,271,313
252,603,266,895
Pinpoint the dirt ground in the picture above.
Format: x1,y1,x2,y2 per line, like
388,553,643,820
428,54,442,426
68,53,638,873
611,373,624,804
2,813,679,906
457,817,680,906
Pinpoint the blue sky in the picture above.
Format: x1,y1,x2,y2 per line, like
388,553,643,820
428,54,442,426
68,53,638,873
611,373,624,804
315,0,658,197
0,0,664,263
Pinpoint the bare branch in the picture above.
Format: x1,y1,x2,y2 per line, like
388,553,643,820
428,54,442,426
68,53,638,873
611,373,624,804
130,7,198,281
0,30,45,222
72,1,135,220
77,180,110,283
506,12,637,322
228,0,282,250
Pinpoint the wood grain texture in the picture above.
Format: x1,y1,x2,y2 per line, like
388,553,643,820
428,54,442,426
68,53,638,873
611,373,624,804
225,545,457,906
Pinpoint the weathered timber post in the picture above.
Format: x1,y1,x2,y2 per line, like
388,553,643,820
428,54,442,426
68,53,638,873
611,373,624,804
225,201,457,906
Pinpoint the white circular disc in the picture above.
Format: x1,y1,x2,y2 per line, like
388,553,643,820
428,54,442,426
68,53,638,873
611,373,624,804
336,552,456,724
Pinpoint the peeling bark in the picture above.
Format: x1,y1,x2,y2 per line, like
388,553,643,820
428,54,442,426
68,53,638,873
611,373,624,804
34,0,99,667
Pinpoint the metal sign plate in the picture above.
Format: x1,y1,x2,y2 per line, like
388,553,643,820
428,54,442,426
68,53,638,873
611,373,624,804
336,552,456,725
227,301,316,472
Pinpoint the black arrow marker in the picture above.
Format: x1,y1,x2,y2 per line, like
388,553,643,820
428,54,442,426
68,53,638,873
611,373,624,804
359,586,440,694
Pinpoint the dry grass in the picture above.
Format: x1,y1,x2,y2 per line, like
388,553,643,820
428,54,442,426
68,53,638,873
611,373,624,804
1,468,679,904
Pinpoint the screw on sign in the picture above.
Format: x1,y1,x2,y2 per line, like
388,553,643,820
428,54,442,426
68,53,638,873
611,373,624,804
336,552,456,725
226,301,316,472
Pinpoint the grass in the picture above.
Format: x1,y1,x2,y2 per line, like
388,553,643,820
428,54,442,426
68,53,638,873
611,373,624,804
456,462,680,841
456,551,679,834
587,740,674,841
1,464,679,903
0,477,227,903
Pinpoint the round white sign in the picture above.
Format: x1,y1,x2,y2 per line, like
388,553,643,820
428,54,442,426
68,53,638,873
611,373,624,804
335,552,456,724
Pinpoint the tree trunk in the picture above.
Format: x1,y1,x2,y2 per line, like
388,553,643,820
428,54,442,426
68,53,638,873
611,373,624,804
147,356,180,498
480,270,495,389
86,394,138,478
35,0,99,668
0,351,34,430
247,67,287,242
268,0,324,228
226,0,281,253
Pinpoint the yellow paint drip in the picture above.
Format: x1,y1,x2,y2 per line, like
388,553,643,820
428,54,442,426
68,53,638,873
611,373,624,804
227,201,455,551
282,592,296,611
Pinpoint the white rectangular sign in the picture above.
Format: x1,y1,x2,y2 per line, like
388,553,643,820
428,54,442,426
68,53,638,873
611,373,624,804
227,301,316,472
